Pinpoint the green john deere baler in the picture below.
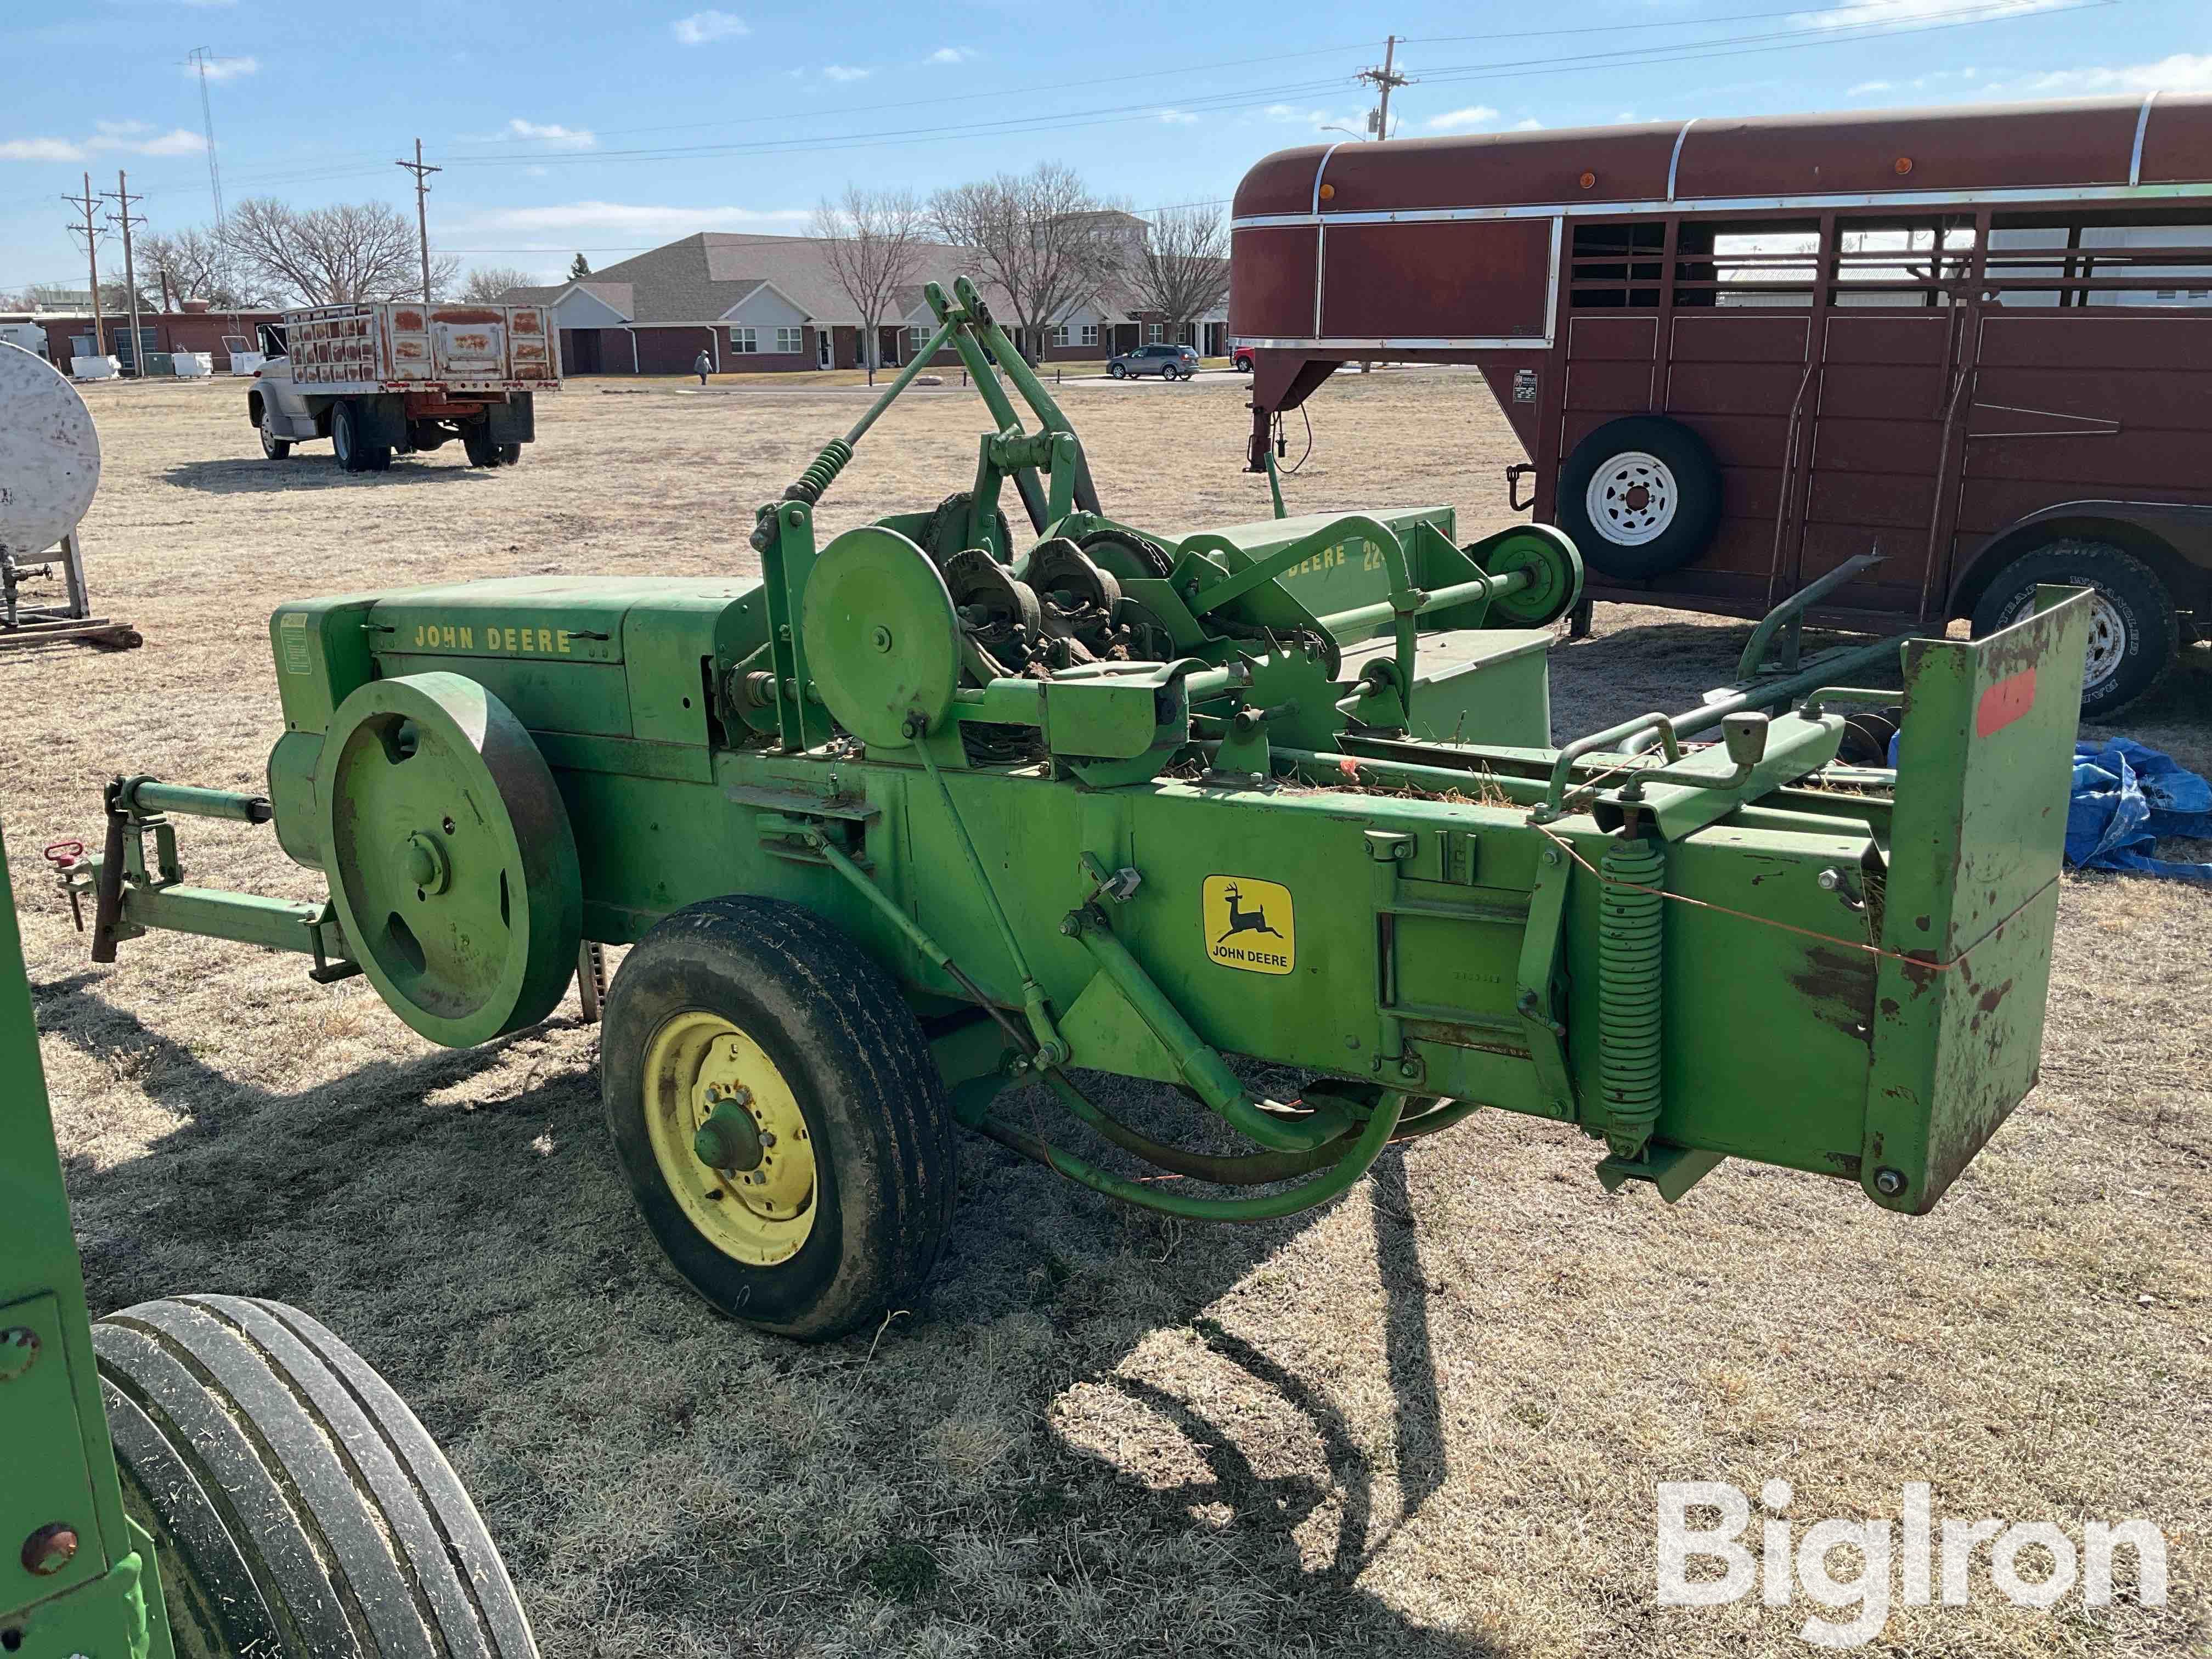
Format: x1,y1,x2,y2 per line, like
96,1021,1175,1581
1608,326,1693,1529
59,276,2091,1340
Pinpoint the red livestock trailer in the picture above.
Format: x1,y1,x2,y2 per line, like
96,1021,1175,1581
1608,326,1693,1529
1232,94,2212,714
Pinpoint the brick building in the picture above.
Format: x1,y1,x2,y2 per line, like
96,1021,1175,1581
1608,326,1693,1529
4,302,281,374
503,224,1226,376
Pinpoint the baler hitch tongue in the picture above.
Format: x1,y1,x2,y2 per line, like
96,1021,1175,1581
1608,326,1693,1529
1854,585,2092,1215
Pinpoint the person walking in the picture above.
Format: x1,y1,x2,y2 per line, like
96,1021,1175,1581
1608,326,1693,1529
693,348,711,387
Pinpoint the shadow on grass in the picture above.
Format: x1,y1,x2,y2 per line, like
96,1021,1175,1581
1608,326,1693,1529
41,979,1502,1656
161,458,492,494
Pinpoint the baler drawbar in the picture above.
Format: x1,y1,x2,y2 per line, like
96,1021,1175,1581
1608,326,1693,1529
61,276,2092,1339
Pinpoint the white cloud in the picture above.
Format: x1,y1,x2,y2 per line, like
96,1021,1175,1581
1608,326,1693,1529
926,46,973,65
1848,80,1895,95
183,53,257,80
1263,104,1371,136
1515,116,1547,131
1427,105,1502,132
0,125,205,162
504,117,597,149
0,137,84,162
822,64,871,82
1158,108,1199,125
1982,52,2212,99
456,200,811,238
1794,0,2062,23
672,9,747,44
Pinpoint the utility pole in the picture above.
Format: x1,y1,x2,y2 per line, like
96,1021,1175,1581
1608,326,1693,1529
104,171,146,377
1356,36,1411,141
395,139,441,304
63,173,104,369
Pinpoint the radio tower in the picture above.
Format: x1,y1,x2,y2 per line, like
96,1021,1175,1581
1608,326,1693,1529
186,48,227,227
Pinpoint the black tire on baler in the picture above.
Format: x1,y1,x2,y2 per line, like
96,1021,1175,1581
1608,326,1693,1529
600,896,957,1341
93,1295,538,1659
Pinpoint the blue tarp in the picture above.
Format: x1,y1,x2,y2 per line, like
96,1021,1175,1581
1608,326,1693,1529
2068,738,2212,881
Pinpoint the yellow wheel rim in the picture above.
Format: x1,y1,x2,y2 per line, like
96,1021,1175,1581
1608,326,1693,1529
642,1010,817,1266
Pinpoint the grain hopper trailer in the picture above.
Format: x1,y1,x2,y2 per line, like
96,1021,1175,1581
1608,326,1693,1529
2,817,539,1659
60,278,2092,1341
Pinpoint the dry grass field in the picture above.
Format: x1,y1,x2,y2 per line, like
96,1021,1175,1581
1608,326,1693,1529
5,367,2209,1658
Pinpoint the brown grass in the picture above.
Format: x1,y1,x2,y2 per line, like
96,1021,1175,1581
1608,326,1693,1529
9,368,2209,1657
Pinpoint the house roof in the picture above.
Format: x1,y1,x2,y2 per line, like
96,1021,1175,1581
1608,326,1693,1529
499,230,1227,329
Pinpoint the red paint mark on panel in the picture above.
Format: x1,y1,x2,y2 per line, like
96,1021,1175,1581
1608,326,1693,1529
1976,667,2037,737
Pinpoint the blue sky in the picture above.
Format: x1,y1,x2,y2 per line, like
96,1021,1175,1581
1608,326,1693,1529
2,0,2205,297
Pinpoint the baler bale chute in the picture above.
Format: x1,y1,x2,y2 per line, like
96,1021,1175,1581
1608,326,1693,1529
60,276,2092,1341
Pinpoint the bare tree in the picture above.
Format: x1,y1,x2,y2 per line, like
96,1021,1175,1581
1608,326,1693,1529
812,185,930,385
222,198,458,306
461,264,538,302
1122,206,1231,352
139,226,280,309
929,163,1125,363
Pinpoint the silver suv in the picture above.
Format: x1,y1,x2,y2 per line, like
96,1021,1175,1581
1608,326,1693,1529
1107,343,1200,380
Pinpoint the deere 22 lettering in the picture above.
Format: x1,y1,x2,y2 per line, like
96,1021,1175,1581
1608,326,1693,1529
61,277,2091,1340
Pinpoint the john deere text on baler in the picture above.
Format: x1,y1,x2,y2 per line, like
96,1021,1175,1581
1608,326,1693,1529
62,278,2091,1340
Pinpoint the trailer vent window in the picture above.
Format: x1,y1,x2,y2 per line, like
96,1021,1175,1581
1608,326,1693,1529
1987,212,2212,308
1831,217,1976,308
1570,222,1664,309
730,327,758,353
1675,220,1819,309
775,326,803,354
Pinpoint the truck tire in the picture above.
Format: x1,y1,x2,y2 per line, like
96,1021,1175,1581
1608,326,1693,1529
94,1295,538,1659
1970,539,2178,718
1556,415,1724,580
331,401,390,474
464,426,523,468
600,896,956,1341
259,408,291,460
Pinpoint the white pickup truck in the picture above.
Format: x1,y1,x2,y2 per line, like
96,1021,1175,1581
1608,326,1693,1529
247,300,558,472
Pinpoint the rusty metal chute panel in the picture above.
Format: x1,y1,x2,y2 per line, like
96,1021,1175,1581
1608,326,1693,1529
1317,219,1556,343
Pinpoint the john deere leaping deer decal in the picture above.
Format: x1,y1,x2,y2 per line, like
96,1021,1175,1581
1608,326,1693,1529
1201,875,1296,976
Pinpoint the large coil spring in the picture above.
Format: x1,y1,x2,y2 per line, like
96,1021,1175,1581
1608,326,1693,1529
783,437,854,504
1597,836,1666,1160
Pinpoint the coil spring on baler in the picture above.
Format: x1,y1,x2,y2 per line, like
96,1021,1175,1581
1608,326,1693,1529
1598,835,1666,1160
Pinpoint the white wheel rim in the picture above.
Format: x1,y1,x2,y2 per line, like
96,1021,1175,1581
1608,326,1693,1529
2002,587,2127,691
1584,451,1679,546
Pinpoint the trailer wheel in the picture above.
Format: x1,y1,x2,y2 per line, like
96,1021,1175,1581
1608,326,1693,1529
1970,539,2178,718
93,1295,538,1659
462,426,521,469
331,401,390,474
601,896,956,1340
1556,415,1723,580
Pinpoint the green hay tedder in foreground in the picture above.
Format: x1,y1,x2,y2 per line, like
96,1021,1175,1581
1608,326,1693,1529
60,278,2091,1340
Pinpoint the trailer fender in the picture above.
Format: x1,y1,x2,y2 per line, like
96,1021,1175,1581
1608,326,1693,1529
1946,500,2212,620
